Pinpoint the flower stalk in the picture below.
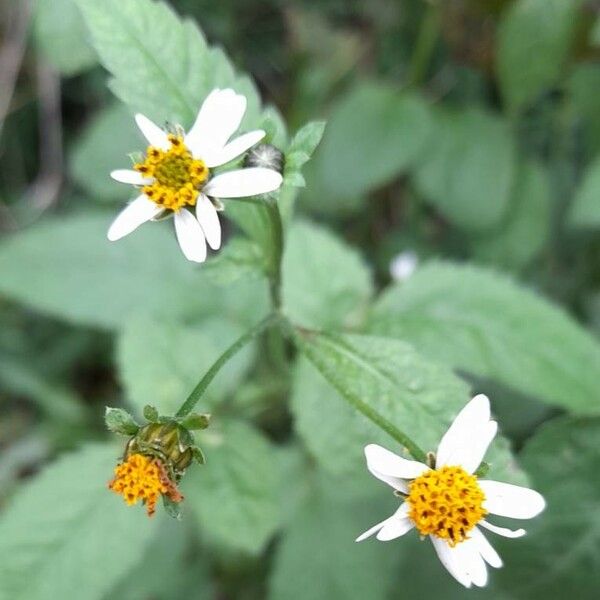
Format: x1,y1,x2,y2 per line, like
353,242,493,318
175,313,280,418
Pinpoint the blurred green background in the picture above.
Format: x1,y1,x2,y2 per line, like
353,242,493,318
1,0,600,598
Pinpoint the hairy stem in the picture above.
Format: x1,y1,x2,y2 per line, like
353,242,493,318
265,196,284,311
176,314,279,417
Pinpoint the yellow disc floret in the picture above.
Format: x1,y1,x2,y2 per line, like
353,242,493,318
108,453,183,517
407,465,487,546
134,134,208,212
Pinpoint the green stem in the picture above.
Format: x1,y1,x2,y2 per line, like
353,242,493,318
176,314,278,417
265,197,284,310
406,2,440,88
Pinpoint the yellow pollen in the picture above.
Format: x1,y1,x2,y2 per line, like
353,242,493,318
108,453,183,517
407,465,487,546
134,134,208,212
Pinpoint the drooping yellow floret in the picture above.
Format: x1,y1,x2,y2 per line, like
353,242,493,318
407,465,487,546
134,135,208,212
108,453,183,517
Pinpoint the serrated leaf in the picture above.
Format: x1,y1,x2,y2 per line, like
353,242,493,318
414,108,515,231
117,315,256,416
291,357,395,475
569,155,600,228
368,261,600,414
268,472,399,600
184,420,281,554
472,160,550,270
34,0,97,76
0,444,157,600
282,220,372,329
304,83,432,214
293,329,527,485
70,103,142,201
0,213,268,329
494,417,600,598
496,0,579,112
76,0,268,129
105,406,139,435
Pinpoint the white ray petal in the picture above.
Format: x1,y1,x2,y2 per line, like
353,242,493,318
471,527,503,568
431,537,472,588
107,195,162,241
174,209,207,263
355,505,412,542
110,169,153,186
134,114,169,150
185,89,247,158
377,516,414,541
436,394,493,471
479,520,526,538
204,167,283,198
203,130,266,167
479,480,546,519
195,194,221,250
458,538,488,588
365,444,429,484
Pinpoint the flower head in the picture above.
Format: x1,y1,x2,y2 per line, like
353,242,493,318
108,88,284,263
356,394,546,588
108,453,183,517
107,414,208,518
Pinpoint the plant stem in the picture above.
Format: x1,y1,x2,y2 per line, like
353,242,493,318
176,314,278,417
406,2,440,88
264,196,284,310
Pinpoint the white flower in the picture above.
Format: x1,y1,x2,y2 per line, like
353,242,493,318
107,88,283,263
389,250,418,282
356,394,545,588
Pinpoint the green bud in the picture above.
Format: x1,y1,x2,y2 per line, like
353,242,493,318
181,412,211,430
143,404,159,422
105,407,139,436
126,422,194,473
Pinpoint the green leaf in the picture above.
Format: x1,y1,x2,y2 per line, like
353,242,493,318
0,212,268,329
284,121,326,186
496,0,579,112
105,406,139,435
472,160,551,270
268,472,399,600
0,444,158,600
117,315,255,416
368,261,600,414
107,516,213,600
33,0,97,76
291,357,392,475
568,64,600,155
282,220,373,329
569,155,600,228
70,103,142,201
494,417,600,598
293,329,527,485
184,420,281,554
414,108,515,231
76,0,268,128
304,82,432,213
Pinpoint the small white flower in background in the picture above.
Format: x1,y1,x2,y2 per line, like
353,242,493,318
108,88,283,263
389,250,419,282
356,394,545,589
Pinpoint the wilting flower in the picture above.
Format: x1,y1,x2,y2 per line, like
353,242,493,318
108,88,283,262
106,408,209,518
356,394,545,588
